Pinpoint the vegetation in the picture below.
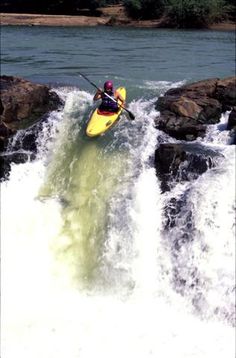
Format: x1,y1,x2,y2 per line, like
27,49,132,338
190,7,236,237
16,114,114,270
164,0,229,28
123,0,233,26
0,0,234,26
123,0,165,19
224,0,236,19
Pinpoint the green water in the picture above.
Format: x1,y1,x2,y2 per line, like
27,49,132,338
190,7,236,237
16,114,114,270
1,26,235,93
38,94,132,286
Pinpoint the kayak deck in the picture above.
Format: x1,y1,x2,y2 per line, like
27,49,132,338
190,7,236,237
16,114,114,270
86,87,126,137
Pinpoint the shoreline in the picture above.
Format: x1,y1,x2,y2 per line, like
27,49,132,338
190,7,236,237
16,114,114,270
1,12,235,30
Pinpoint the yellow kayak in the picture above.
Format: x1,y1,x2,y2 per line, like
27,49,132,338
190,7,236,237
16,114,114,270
86,87,126,137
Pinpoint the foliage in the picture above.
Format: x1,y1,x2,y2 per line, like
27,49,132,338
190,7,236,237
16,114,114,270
124,0,165,19
123,0,232,25
224,0,236,19
0,0,234,26
164,0,229,28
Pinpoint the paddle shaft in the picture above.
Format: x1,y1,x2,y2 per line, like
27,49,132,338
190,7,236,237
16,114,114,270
79,72,135,120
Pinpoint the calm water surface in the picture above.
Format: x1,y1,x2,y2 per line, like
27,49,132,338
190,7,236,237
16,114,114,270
1,26,235,97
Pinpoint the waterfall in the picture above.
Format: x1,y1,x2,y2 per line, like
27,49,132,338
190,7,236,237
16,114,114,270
1,86,234,358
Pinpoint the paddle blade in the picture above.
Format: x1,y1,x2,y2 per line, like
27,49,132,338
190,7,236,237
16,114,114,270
127,110,135,120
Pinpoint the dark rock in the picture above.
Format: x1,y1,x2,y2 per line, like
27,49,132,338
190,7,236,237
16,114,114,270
155,143,223,192
0,75,63,181
0,122,15,152
155,111,206,141
196,98,222,124
0,99,4,115
0,127,39,181
155,77,236,141
227,107,236,130
0,156,11,181
0,75,62,129
227,107,236,144
215,77,236,107
0,151,36,182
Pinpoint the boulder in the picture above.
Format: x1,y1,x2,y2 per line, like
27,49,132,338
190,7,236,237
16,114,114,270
0,118,45,181
155,143,223,192
0,75,62,129
155,77,236,141
0,121,15,151
227,107,236,144
227,107,236,130
156,110,206,141
0,75,63,181
0,152,36,182
215,77,236,107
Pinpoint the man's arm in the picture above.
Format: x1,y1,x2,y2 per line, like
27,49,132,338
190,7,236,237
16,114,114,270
115,90,126,107
93,88,102,101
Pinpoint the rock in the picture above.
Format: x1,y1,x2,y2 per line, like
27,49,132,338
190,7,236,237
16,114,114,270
227,107,236,144
171,97,202,119
0,121,16,152
155,77,236,141
227,107,236,130
215,77,236,107
0,119,44,181
156,110,206,141
0,75,62,129
0,99,4,115
195,97,222,123
0,75,63,181
0,152,36,182
155,143,223,192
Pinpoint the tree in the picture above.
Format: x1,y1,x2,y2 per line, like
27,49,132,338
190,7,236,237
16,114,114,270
124,0,165,19
164,0,228,28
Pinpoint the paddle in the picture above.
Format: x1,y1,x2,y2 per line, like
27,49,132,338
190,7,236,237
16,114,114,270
78,72,135,120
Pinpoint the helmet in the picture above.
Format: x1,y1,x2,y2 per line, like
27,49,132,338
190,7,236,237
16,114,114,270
104,80,113,91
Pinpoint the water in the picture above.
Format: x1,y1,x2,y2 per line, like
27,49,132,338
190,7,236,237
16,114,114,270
1,26,235,357
1,26,235,87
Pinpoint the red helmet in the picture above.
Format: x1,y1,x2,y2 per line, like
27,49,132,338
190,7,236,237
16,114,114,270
104,80,113,91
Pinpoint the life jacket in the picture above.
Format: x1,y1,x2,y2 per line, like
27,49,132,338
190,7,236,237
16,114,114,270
99,90,119,113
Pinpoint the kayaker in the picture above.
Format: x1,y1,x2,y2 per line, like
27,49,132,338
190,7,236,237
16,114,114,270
93,80,126,113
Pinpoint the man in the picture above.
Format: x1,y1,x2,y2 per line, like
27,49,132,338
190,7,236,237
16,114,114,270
93,80,125,113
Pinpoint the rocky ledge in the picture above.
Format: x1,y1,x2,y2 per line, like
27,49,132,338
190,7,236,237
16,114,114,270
154,76,235,192
0,75,63,180
1,75,235,186
155,143,224,192
155,77,236,141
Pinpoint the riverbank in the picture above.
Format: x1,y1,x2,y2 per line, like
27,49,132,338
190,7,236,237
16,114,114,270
1,9,235,30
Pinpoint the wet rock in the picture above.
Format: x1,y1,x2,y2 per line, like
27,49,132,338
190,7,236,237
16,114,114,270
227,107,236,130
0,121,15,151
0,156,11,181
0,75,62,129
155,143,223,192
156,110,206,141
0,151,36,182
215,77,236,107
0,75,63,181
227,107,236,144
155,77,236,141
0,118,45,181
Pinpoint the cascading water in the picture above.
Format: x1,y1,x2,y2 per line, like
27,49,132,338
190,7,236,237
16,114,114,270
1,83,235,358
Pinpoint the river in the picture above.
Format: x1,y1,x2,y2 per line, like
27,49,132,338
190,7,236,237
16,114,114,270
1,26,235,358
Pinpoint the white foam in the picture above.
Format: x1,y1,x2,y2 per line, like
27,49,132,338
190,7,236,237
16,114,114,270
1,87,234,358
138,79,186,92
202,111,233,145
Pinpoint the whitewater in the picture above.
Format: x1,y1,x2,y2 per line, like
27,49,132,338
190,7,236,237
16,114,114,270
1,80,235,358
